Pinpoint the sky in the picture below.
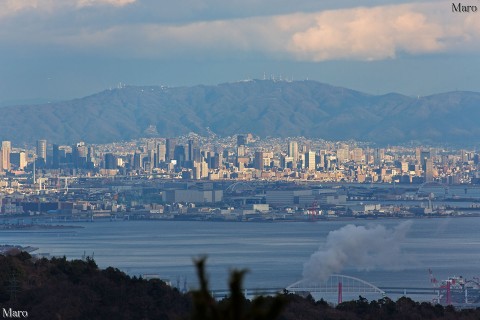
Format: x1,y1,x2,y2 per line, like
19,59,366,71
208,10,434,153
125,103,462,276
1,0,480,104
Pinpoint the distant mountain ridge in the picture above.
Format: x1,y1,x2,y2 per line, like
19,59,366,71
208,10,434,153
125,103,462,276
1,80,480,145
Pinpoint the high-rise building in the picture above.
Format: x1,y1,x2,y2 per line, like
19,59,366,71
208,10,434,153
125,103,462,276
288,141,298,168
352,148,364,163
104,153,117,169
305,151,316,170
173,145,186,166
133,152,143,170
254,151,264,170
374,148,384,166
424,159,434,183
208,152,221,169
193,162,201,180
415,148,422,162
187,139,195,162
87,146,95,162
460,149,468,163
288,141,298,160
36,139,47,161
72,142,87,169
86,146,96,169
337,148,349,163
319,150,326,168
421,150,431,161
147,149,155,172
156,143,166,164
237,145,245,157
146,140,156,152
430,148,437,162
201,161,209,179
237,135,246,147
401,161,409,173
1,141,11,171
10,151,26,170
52,144,60,169
165,138,176,161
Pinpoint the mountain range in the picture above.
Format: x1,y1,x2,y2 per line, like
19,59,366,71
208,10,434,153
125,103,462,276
2,80,480,145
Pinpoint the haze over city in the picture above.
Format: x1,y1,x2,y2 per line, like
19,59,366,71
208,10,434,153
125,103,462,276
2,0,480,105
3,0,480,318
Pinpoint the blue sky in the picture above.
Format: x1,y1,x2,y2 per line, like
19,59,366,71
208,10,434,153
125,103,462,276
1,0,480,104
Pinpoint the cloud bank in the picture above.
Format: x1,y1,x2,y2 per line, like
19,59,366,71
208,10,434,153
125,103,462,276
289,5,444,61
1,1,480,62
0,0,135,17
77,0,136,7
302,221,413,281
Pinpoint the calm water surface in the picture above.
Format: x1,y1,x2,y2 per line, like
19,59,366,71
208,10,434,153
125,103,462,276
2,217,480,292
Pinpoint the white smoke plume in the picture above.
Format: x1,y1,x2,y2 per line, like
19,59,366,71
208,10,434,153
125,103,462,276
303,221,413,281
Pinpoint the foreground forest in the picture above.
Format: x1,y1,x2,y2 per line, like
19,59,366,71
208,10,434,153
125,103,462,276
1,250,480,320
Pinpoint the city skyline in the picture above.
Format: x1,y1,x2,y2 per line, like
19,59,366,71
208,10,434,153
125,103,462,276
1,0,480,104
0,134,478,187
3,1,480,313
0,134,480,225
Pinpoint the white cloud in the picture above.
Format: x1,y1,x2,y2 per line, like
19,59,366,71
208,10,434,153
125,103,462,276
76,0,136,8
91,2,480,61
288,4,445,61
3,1,480,62
0,0,135,17
0,0,40,17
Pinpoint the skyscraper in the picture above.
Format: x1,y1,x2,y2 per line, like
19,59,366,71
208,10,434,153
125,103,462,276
187,139,196,162
424,159,434,183
254,151,264,170
36,139,47,166
133,152,143,170
337,148,349,163
165,138,176,162
305,151,316,170
156,143,166,164
237,135,246,147
1,141,11,171
104,153,117,170
374,148,384,166
415,148,422,162
208,152,221,169
173,145,186,166
319,150,326,168
147,149,155,172
237,145,245,157
52,144,60,169
72,142,86,169
10,151,26,170
352,148,364,163
288,141,298,159
288,141,298,168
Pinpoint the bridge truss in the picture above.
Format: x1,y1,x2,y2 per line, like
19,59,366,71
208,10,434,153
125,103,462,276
286,275,386,304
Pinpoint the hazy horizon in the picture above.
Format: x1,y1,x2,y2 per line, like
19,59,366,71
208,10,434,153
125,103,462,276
2,76,480,108
2,0,480,103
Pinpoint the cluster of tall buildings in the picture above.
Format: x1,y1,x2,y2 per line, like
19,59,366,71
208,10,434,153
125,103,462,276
0,139,48,171
103,138,222,179
0,140,26,171
0,135,479,185
0,139,96,172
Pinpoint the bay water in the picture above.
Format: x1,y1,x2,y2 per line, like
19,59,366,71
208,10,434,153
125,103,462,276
2,217,480,297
